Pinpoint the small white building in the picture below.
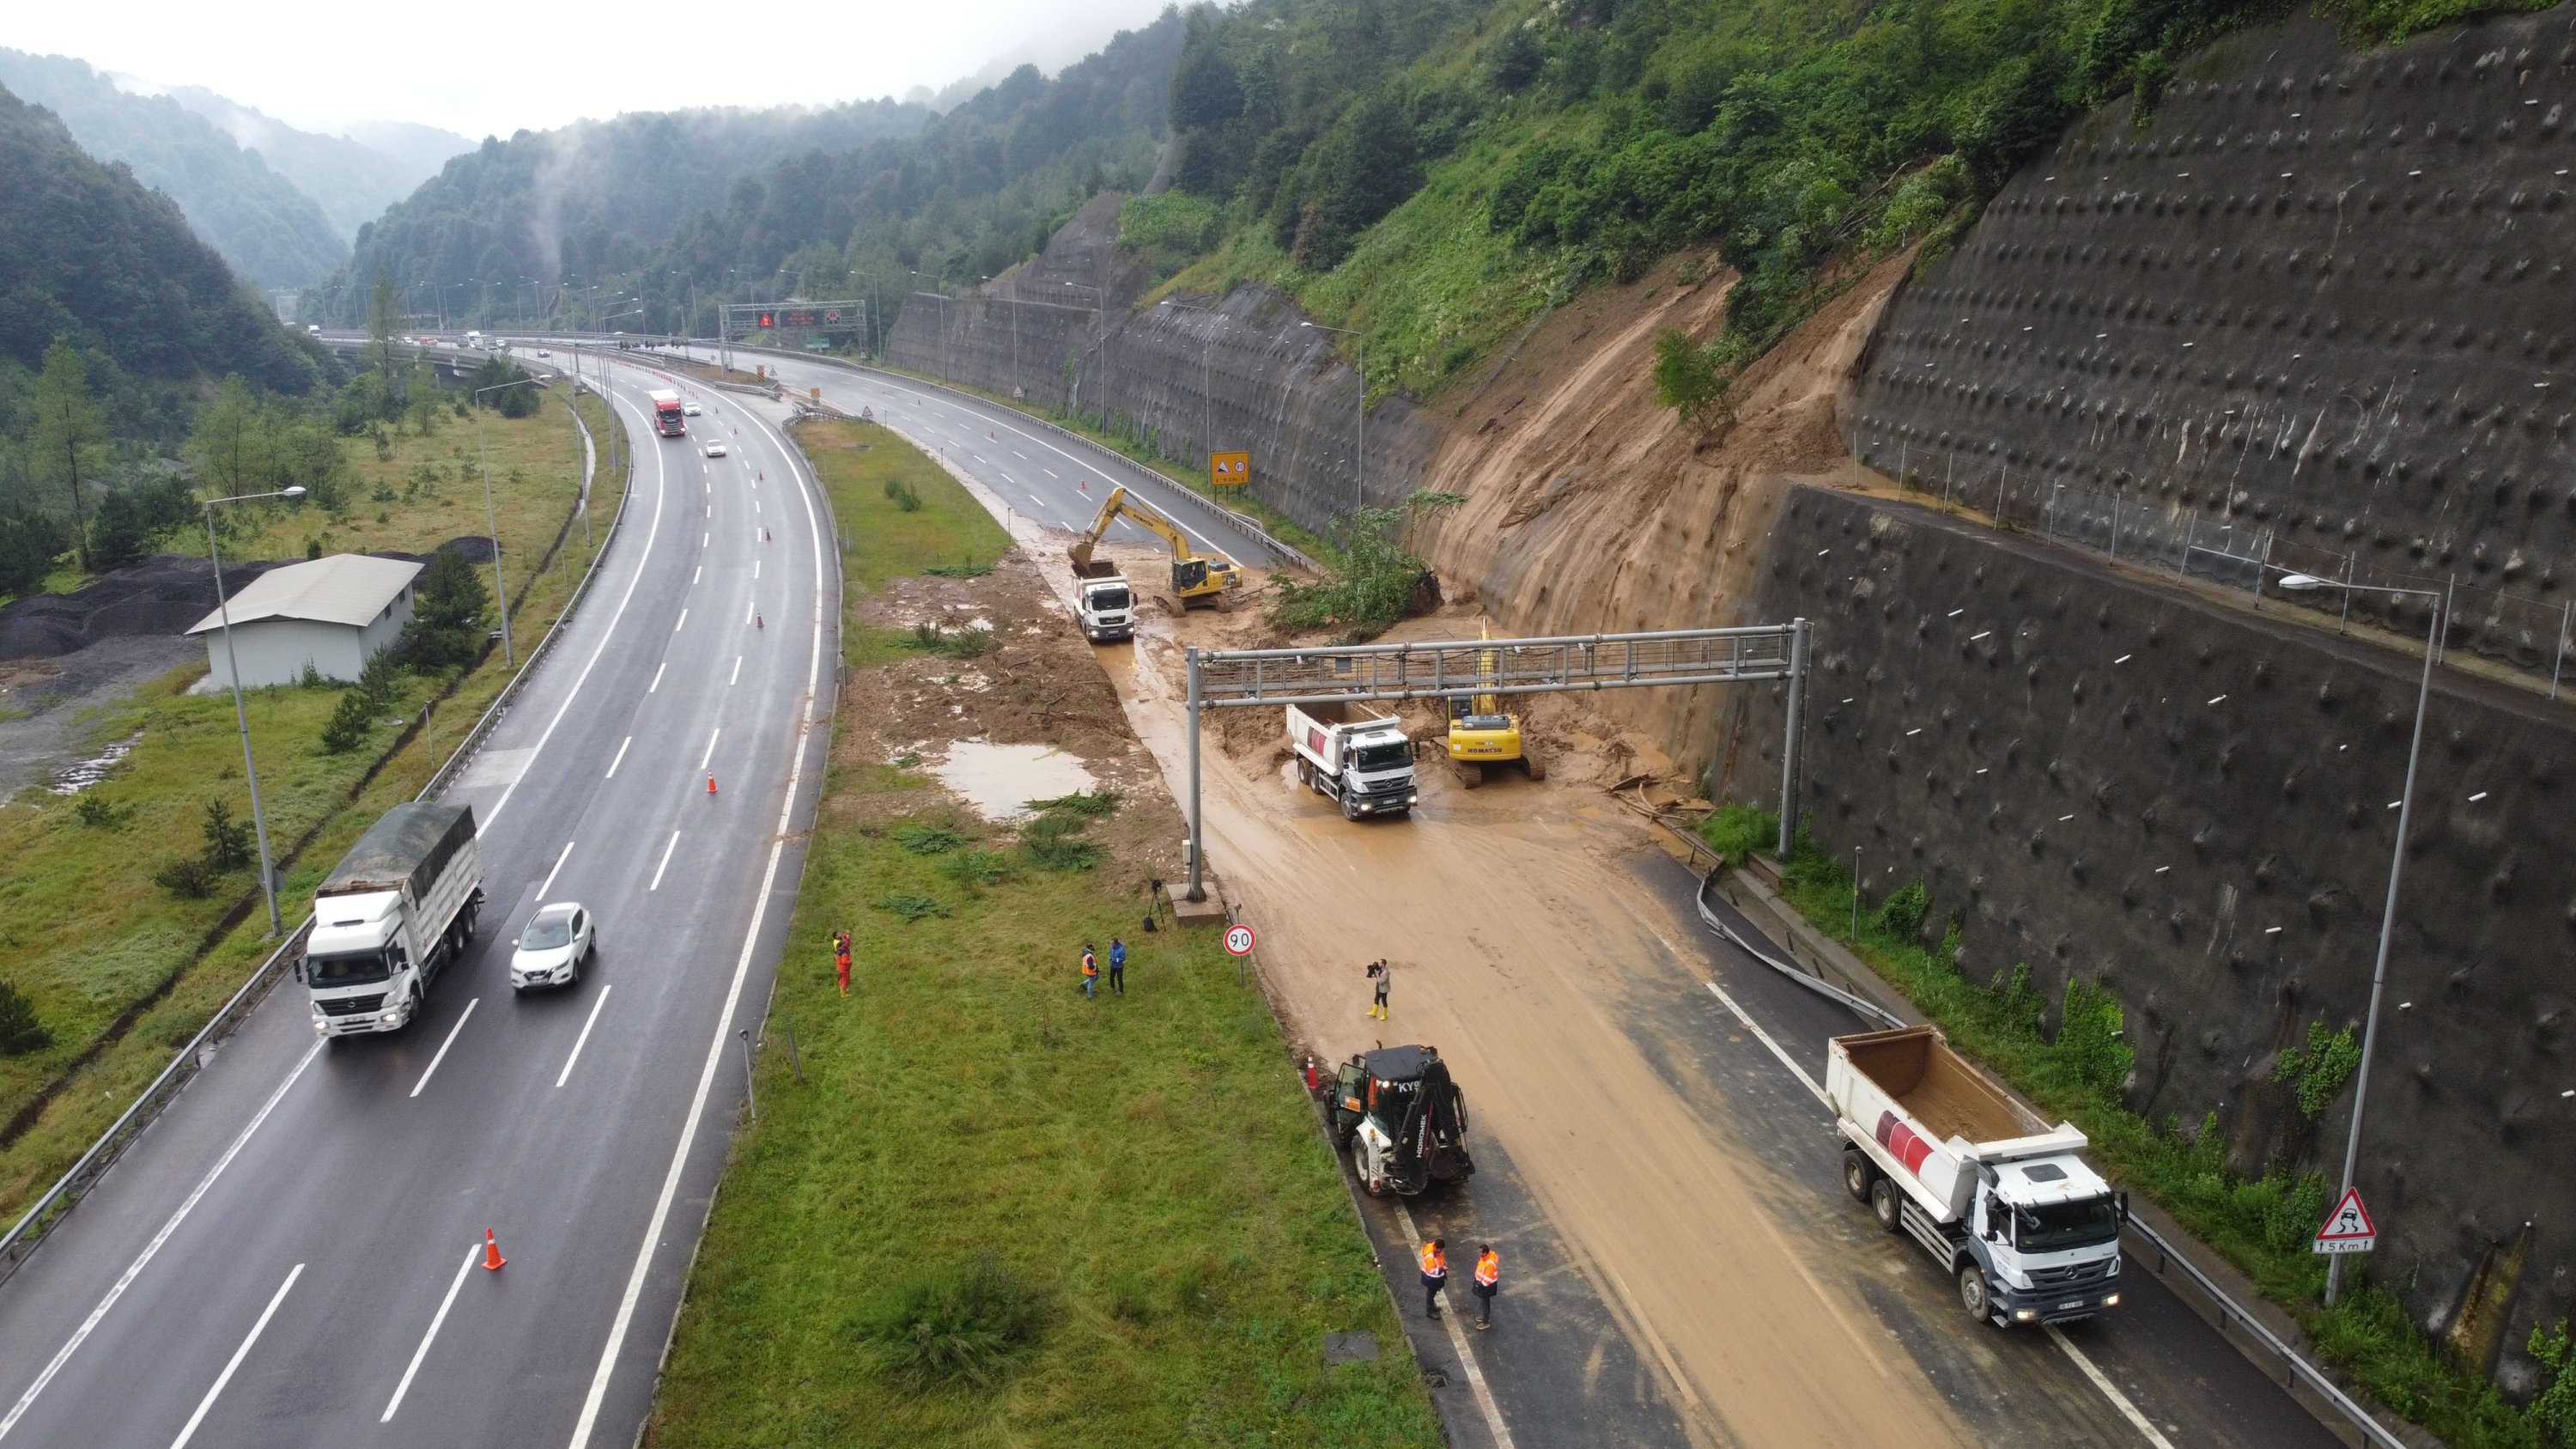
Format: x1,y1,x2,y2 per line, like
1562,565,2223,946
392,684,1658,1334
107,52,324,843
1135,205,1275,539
186,553,424,689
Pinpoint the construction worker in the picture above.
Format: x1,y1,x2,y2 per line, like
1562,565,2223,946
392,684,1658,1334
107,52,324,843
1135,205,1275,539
1472,1245,1500,1330
1108,937,1127,995
1419,1237,1449,1319
1080,943,1100,1000
1367,959,1389,1020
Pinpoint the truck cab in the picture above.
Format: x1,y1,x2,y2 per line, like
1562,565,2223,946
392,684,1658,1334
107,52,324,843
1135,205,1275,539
1957,1157,2126,1325
1331,1044,1474,1196
1286,701,1418,820
1073,574,1133,642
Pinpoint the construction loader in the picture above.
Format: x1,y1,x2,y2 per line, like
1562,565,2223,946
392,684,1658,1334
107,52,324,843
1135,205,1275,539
1069,484,1242,610
1330,1044,1474,1196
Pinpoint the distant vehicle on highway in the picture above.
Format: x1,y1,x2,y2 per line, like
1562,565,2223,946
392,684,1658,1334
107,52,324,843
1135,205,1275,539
703,442,728,458
536,349,551,358
683,403,702,416
509,902,594,991
307,323,320,334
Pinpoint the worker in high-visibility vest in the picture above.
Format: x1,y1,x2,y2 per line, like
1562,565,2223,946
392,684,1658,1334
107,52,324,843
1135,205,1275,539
1472,1245,1500,1330
1418,1238,1449,1319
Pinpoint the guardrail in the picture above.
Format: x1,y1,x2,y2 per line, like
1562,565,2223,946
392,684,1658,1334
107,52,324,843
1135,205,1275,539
1691,866,1907,1030
0,380,637,1289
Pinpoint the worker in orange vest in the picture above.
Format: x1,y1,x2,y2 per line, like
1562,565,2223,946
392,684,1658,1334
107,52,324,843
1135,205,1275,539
1472,1244,1500,1330
1418,1238,1449,1319
1080,943,1100,1000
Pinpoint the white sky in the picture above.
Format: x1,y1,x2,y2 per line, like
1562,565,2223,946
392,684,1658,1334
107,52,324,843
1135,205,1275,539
1,0,1173,139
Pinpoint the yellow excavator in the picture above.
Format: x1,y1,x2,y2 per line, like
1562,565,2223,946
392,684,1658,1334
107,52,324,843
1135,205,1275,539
1069,484,1242,609
1446,622,1544,788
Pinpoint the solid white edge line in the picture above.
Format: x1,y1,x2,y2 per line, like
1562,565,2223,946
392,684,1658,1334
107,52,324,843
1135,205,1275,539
407,998,477,1099
539,839,575,898
168,1262,303,1449
565,392,829,1449
556,984,613,1089
605,736,631,779
648,831,681,892
483,389,668,831
697,728,721,773
2050,1326,2181,1449
1390,1199,1516,1449
1702,980,1829,1105
380,1244,479,1422
0,1040,325,1441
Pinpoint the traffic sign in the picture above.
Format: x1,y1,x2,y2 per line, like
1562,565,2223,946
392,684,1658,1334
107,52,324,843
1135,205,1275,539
2312,1186,2378,1253
1209,450,1251,489
1223,923,1256,957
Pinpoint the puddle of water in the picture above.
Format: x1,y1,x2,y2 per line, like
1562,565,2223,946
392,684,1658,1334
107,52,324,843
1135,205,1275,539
52,728,144,796
930,739,1097,819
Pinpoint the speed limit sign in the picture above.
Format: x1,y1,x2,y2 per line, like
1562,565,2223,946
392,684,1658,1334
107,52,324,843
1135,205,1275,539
1224,923,1257,957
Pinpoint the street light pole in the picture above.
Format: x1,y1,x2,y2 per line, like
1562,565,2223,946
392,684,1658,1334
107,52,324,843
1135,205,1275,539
1302,320,1364,513
2276,574,2444,1306
204,485,308,935
473,377,544,667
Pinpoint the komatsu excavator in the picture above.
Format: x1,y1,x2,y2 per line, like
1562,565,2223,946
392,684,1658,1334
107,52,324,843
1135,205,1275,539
1068,484,1242,609
1444,621,1545,788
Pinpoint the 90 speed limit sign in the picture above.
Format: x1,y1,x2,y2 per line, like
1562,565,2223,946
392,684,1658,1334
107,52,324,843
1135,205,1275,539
1224,923,1257,957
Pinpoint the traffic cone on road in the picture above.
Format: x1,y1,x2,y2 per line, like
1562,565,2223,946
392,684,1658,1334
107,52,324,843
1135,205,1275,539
1303,1055,1321,1094
756,613,764,630
707,774,719,797
482,1229,507,1271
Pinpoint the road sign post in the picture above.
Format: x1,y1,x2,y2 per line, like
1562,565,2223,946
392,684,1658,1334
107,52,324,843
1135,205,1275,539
2312,1186,2378,1255
1224,923,1257,957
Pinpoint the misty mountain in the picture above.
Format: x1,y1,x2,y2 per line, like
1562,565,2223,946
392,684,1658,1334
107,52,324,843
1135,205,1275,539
343,119,474,182
0,49,345,292
161,86,468,240
309,100,932,327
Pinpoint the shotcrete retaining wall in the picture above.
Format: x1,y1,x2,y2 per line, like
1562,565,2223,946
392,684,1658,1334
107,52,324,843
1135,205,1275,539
1848,9,2576,687
1721,484,2576,1392
884,195,1440,532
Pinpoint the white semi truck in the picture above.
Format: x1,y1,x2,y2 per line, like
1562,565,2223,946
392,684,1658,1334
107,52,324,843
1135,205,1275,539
1285,701,1417,819
1830,1025,2125,1326
303,802,484,1037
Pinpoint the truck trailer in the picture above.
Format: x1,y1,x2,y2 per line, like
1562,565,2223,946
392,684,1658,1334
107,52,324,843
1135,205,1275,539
648,389,687,437
1285,701,1417,819
303,802,484,1037
1830,1026,2124,1325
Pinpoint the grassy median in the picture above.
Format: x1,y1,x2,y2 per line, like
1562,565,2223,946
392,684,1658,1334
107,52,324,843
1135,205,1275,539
643,420,1438,1447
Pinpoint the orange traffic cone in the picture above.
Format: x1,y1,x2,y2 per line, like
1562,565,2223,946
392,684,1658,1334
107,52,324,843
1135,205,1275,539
482,1229,507,1271
1303,1055,1320,1094
707,774,719,796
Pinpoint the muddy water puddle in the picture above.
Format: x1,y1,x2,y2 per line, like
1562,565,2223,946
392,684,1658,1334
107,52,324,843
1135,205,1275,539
928,740,1097,819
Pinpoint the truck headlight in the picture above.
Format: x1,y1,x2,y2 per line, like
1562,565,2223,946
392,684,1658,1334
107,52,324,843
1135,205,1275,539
2013,1309,2038,1323
1407,794,1418,804
2102,1294,2120,1307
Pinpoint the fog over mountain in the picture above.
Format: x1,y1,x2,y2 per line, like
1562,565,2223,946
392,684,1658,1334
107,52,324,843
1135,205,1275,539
156,84,467,240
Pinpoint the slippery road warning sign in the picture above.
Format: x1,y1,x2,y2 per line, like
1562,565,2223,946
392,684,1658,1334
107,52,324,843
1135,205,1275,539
2313,1187,2378,1254
1224,923,1257,957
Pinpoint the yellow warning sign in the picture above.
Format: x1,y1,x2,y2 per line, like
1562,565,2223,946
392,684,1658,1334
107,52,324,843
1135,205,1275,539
1210,450,1251,489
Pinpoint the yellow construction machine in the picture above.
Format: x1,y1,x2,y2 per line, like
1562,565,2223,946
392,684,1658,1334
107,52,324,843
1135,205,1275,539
1069,484,1242,609
1445,623,1544,788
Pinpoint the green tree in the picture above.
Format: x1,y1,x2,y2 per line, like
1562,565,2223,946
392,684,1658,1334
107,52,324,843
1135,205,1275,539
85,488,152,571
189,377,266,502
400,547,490,671
32,341,106,571
366,273,400,387
200,798,252,872
0,977,50,1057
0,510,67,596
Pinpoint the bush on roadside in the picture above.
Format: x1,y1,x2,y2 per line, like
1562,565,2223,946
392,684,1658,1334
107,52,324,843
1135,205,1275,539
856,1256,1047,1391
1269,492,1461,642
200,799,253,872
154,855,216,898
0,978,52,1056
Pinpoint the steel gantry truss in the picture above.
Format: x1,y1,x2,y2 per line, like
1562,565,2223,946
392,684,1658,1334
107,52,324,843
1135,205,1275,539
1179,620,1813,899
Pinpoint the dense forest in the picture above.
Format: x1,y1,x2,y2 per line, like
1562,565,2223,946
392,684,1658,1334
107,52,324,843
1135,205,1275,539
0,49,349,291
306,100,934,330
162,86,466,240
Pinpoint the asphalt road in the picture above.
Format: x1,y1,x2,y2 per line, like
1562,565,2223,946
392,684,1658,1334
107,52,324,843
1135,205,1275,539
0,356,834,1447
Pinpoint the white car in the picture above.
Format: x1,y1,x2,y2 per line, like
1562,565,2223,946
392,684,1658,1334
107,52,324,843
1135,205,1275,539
683,403,702,416
509,902,594,991
703,442,728,458
536,348,552,358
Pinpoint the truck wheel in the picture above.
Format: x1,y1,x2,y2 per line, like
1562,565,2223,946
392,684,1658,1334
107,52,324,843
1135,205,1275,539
1842,1149,1875,1203
1297,758,1312,788
1958,1265,1995,1324
1868,1177,1905,1234
1342,795,1362,822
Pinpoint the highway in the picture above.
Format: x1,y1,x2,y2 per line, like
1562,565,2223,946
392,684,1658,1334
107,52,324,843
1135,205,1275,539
0,354,831,1446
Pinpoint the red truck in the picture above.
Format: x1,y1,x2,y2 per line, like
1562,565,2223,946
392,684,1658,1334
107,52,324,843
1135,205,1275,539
648,389,686,437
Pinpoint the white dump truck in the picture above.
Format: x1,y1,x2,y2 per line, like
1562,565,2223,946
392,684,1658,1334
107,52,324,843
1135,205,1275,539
303,802,484,1037
1068,561,1135,642
1285,700,1417,820
1830,1025,2125,1326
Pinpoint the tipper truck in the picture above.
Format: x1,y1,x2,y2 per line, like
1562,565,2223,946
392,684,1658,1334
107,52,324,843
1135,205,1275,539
303,802,484,1037
1068,562,1135,642
1830,1026,2126,1326
1286,700,1417,819
1330,1045,1474,1196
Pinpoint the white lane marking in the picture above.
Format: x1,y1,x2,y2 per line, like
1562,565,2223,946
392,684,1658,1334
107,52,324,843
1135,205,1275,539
647,662,665,693
649,831,681,892
605,736,631,778
697,728,721,772
0,1041,324,1441
380,1244,479,1422
704,503,711,517
702,533,708,546
729,656,742,686
408,998,479,1099
753,561,760,579
691,565,701,585
556,984,613,1089
539,839,575,897
753,500,761,514
567,385,830,1449
168,1262,303,1449
1042,466,1059,479
482,391,669,831
1390,1198,1516,1449
745,600,759,625
2050,1326,2181,1449
673,609,687,634
1703,981,1827,1105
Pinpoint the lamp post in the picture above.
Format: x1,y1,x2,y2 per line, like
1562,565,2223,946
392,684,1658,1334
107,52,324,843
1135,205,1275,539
1301,320,1365,513
2275,572,2444,1306
204,485,308,936
473,377,544,667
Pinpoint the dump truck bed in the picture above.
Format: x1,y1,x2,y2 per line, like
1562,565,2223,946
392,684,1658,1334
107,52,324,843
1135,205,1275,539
1828,1026,2086,1221
1837,1025,2044,1145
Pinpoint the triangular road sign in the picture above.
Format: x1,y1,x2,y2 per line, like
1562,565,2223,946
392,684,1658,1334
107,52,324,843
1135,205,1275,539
2312,1187,2378,1253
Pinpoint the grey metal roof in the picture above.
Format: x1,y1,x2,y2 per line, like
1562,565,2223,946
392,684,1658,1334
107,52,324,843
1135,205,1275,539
186,554,421,635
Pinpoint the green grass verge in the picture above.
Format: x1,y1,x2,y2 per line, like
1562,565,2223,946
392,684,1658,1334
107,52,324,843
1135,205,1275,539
643,423,1439,1448
1704,806,2566,1449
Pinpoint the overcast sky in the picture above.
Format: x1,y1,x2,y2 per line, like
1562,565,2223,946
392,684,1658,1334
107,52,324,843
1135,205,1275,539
1,0,1174,139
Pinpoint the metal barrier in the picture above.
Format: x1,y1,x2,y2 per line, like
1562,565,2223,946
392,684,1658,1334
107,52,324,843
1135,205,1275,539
1691,868,1907,1031
1195,624,1801,706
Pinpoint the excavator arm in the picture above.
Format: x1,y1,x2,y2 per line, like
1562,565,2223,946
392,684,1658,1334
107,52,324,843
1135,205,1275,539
1069,484,1242,604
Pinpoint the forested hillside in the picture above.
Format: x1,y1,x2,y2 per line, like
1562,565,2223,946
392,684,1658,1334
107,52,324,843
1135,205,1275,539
0,50,347,291
307,100,933,328
164,86,467,240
